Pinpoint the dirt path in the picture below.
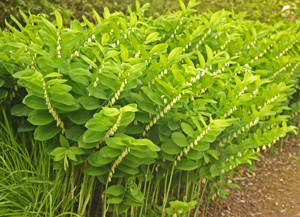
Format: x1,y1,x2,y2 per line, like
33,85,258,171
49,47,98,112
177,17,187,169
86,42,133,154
208,137,300,217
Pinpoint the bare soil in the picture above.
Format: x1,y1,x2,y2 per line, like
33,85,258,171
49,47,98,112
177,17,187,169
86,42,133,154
207,137,300,217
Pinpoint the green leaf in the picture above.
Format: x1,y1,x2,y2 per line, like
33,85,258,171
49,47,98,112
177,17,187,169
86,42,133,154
13,69,35,79
178,0,186,11
193,141,210,151
68,146,84,155
120,44,129,61
106,185,125,196
34,122,61,141
0,89,8,100
172,132,188,147
161,140,182,155
205,45,213,64
84,165,108,176
82,129,105,143
210,12,221,25
78,95,101,110
65,126,85,141
206,150,220,160
11,104,32,116
93,9,102,25
150,43,168,54
55,10,63,29
201,134,216,143
102,33,110,44
118,164,139,175
60,134,70,148
181,123,194,137
168,47,183,62
88,150,114,166
122,104,138,112
139,100,157,114
28,110,54,125
176,159,197,171
80,55,97,69
131,139,160,152
201,75,214,88
107,197,123,204
0,78,4,88
50,93,76,106
100,146,123,158
210,164,219,177
50,147,66,161
68,109,92,125
85,114,115,131
87,86,108,99
130,12,137,26
13,46,25,62
186,149,204,160
82,15,94,32
102,107,120,116
146,32,159,43
103,7,110,20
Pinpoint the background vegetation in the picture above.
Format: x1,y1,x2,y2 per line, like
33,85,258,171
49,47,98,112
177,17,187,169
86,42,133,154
1,0,300,29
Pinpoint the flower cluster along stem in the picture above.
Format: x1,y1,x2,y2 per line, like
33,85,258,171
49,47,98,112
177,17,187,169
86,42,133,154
106,79,127,107
66,33,96,64
169,17,185,39
8,84,19,101
102,139,130,217
57,32,62,59
213,36,231,55
289,61,300,76
276,39,299,59
246,38,257,50
224,124,285,175
142,91,186,137
270,62,292,79
250,43,273,64
263,93,280,106
195,28,212,49
92,60,105,89
41,77,65,134
26,48,36,70
99,110,122,144
151,69,168,85
218,116,259,147
174,125,211,167
107,146,130,183
143,68,213,137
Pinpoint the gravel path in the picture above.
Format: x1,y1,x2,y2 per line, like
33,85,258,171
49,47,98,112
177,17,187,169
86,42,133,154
207,137,300,217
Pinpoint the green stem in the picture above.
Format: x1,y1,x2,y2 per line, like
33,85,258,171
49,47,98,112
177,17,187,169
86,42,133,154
145,165,155,215
177,171,182,200
185,172,189,201
153,181,160,210
162,165,175,217
188,182,196,217
80,176,95,216
194,180,208,217
78,171,87,213
102,180,109,217
139,165,150,217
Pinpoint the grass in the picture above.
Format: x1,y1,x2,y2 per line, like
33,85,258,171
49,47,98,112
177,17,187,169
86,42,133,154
0,108,80,216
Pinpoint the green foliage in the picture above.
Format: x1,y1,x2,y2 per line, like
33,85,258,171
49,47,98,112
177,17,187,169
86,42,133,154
1,0,300,216
0,110,79,216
